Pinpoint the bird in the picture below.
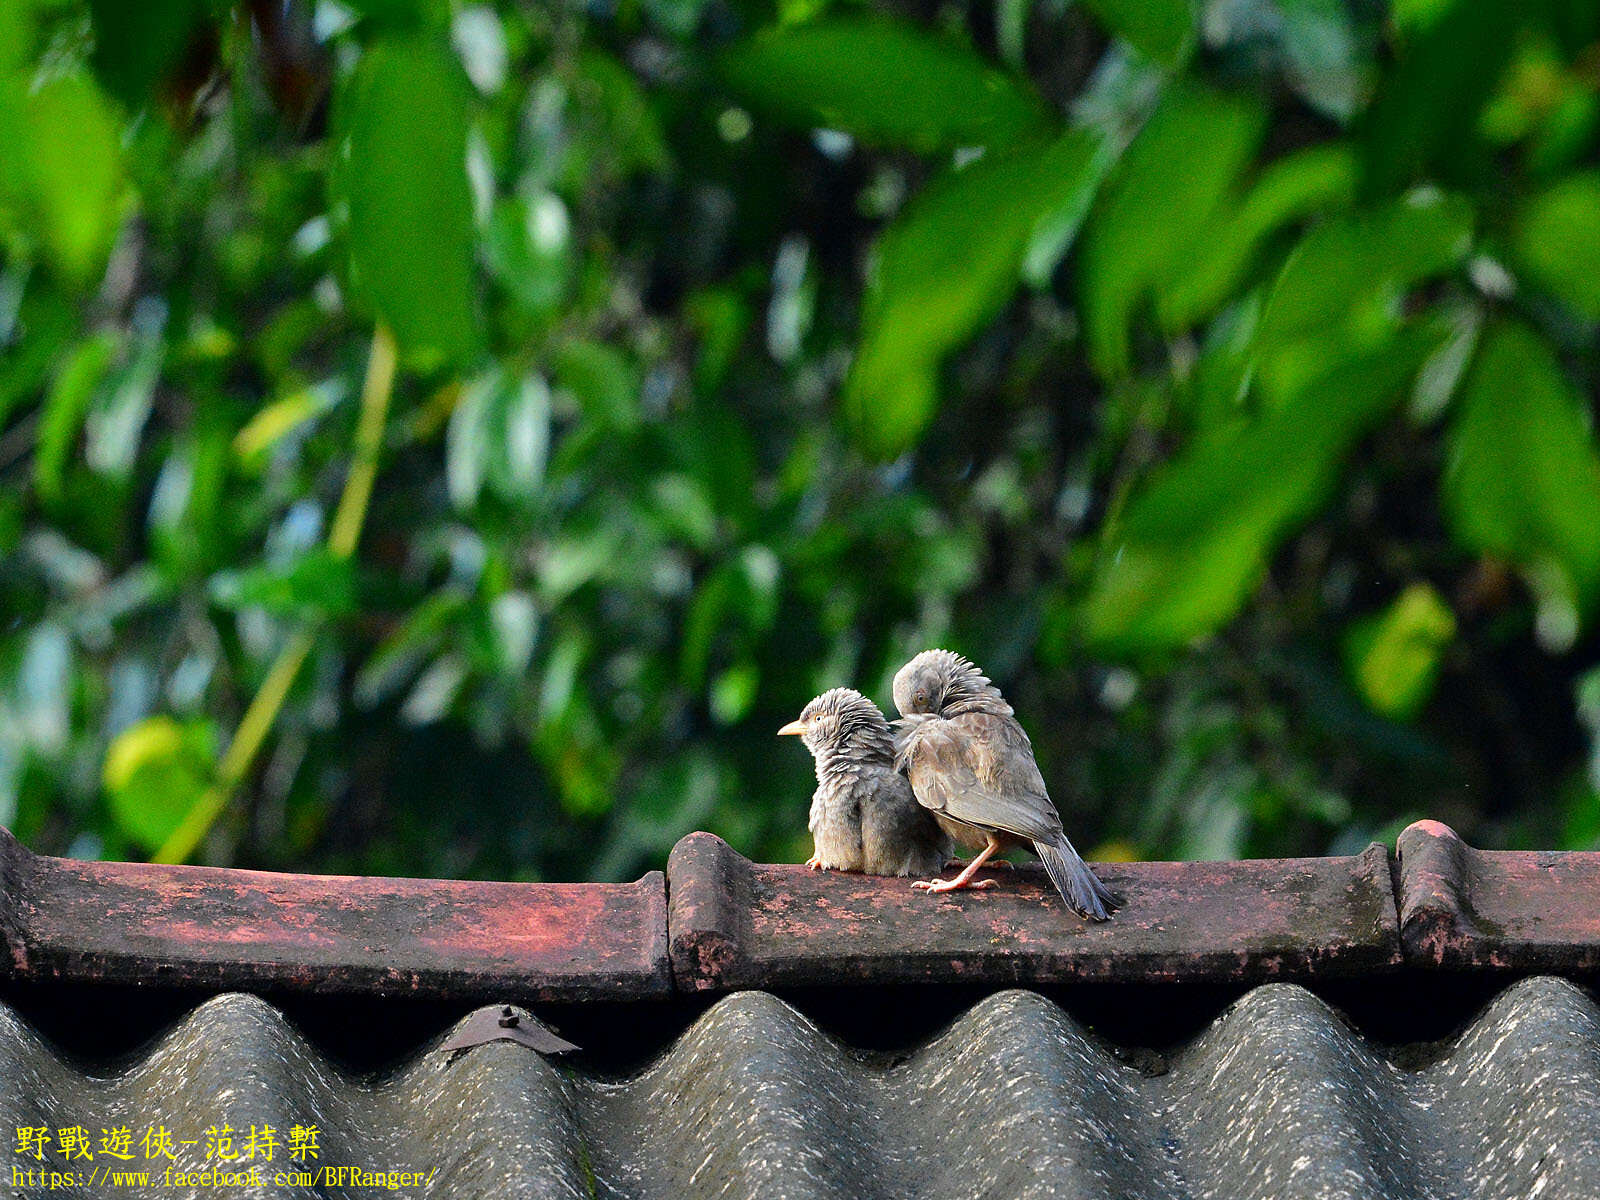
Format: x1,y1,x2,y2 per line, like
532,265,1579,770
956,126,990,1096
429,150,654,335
892,649,1121,920
779,687,952,877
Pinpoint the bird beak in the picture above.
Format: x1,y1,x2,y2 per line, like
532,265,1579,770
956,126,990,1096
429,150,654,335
776,720,807,736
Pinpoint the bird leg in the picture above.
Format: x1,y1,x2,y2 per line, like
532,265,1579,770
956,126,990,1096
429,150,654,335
943,857,1013,871
915,838,1002,893
805,854,827,871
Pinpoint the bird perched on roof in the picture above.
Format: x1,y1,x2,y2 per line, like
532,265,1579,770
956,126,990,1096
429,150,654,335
892,650,1120,920
779,688,951,877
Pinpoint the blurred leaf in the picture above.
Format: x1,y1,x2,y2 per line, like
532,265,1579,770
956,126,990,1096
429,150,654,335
85,302,164,478
355,592,467,707
484,194,572,318
492,374,551,502
0,75,125,287
233,381,343,466
452,6,508,93
1359,0,1517,197
148,426,229,582
1279,0,1365,121
13,622,71,752
720,18,1050,151
650,474,719,550
341,0,449,29
1344,583,1456,721
209,550,357,620
0,283,73,429
1156,143,1356,333
710,660,759,725
87,0,207,108
1514,172,1600,319
36,332,117,505
401,654,466,724
538,530,625,603
554,340,639,430
1080,0,1193,68
567,51,669,181
1085,334,1431,654
1258,193,1473,349
0,1,27,73
643,0,711,39
448,369,550,508
489,590,538,676
1443,322,1600,639
681,546,780,688
846,129,1111,457
1578,666,1600,797
342,36,479,361
1252,191,1473,403
1081,82,1266,377
103,716,216,850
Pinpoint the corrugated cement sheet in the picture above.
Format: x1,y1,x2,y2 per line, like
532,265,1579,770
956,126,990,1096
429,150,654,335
2,976,1598,1199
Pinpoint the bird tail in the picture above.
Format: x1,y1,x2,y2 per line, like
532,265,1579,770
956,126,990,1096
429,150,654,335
1034,836,1121,921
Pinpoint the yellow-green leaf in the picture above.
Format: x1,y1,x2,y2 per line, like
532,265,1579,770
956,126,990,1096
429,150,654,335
103,716,217,850
1345,583,1456,720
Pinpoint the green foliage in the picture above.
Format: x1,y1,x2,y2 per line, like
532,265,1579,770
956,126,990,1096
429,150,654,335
1345,583,1456,721
847,129,1109,457
1080,82,1267,377
0,74,125,287
720,19,1049,151
2,0,1599,881
1084,335,1430,653
87,0,208,108
104,716,217,850
341,36,479,361
1080,0,1194,69
1444,323,1600,643
1515,173,1600,318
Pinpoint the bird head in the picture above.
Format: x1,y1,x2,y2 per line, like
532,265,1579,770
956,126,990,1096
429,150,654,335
777,687,896,768
892,649,1011,719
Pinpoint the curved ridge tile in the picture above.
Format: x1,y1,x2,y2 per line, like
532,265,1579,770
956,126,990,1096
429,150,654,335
9,981,1600,1199
882,989,1185,1200
1423,976,1600,1200
127,992,358,1188
384,1027,592,1199
0,998,116,1154
1170,983,1446,1200
586,990,885,1200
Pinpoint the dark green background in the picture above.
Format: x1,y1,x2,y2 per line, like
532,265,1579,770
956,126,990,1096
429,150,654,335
1,0,1598,880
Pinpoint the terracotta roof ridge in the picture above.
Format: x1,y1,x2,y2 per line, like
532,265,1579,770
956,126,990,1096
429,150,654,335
1,822,1597,998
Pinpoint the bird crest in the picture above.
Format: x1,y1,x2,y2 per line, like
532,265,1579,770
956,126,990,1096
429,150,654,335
792,687,897,762
893,649,1012,719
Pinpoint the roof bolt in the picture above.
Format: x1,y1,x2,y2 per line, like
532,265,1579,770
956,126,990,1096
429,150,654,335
498,1006,519,1028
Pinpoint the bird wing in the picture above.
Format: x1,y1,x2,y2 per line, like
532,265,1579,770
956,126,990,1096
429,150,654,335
901,715,1062,844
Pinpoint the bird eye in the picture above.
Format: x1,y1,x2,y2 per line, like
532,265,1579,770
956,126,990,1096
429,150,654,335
914,690,927,708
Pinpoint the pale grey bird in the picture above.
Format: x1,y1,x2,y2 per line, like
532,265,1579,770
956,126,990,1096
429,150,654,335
893,649,1120,920
779,688,951,877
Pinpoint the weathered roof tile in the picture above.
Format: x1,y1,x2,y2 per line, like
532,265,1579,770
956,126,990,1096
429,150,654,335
0,828,670,1002
1398,819,1600,972
667,831,1402,991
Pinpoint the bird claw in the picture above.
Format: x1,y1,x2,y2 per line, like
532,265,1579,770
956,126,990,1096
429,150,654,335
912,876,998,893
805,856,826,871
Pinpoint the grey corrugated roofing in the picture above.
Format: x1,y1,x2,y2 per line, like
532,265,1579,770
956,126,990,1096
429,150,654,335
3,975,1597,1199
